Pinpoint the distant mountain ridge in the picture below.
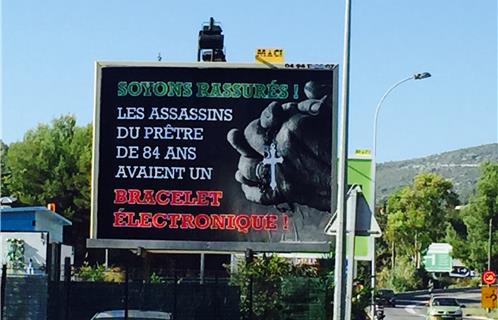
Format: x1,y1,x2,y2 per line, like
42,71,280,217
376,143,498,203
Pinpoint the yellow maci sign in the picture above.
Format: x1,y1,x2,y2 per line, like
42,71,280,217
354,149,371,157
255,48,284,63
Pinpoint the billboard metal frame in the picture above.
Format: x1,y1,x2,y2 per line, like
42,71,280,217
89,61,338,253
86,238,331,253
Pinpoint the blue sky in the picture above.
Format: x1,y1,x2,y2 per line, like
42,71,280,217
2,0,497,162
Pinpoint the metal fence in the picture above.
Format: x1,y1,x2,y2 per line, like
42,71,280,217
1,274,48,320
47,276,239,320
241,276,331,320
1,267,330,320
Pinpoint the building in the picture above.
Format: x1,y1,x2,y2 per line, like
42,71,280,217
0,206,72,279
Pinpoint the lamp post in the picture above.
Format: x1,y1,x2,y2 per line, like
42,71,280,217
488,217,493,271
369,72,431,316
371,72,431,196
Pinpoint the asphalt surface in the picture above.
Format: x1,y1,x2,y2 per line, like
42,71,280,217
383,287,487,320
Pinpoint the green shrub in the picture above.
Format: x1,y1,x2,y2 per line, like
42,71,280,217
376,256,426,292
6,238,25,272
227,255,329,320
76,262,123,282
149,272,165,284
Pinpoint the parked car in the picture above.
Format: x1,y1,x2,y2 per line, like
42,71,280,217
375,289,396,307
90,310,172,320
426,296,464,320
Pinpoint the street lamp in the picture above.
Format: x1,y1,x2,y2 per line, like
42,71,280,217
369,71,431,315
371,72,432,193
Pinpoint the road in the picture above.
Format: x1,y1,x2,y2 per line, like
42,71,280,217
383,287,488,320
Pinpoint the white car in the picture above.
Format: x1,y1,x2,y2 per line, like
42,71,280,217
90,310,172,320
426,296,464,320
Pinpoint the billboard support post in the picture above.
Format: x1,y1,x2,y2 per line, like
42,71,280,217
64,257,71,320
124,264,129,320
200,253,205,284
245,249,254,320
173,271,178,318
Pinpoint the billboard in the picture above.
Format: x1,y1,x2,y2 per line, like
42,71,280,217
90,62,338,252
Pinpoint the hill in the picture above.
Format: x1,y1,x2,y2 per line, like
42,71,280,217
376,143,498,203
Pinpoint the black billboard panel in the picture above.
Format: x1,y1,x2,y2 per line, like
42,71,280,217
91,62,338,251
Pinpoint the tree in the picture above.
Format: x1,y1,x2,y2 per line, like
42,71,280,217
4,115,92,262
385,172,459,269
374,205,392,276
449,162,498,271
377,255,425,292
1,140,11,197
227,255,341,319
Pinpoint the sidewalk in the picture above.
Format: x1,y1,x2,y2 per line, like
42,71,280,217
464,307,498,320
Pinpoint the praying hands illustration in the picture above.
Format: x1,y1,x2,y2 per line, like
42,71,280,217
227,81,333,212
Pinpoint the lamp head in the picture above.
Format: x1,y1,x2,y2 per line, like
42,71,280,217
414,72,431,80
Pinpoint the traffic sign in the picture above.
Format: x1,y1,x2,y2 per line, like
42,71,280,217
483,271,497,285
422,243,453,272
481,286,498,308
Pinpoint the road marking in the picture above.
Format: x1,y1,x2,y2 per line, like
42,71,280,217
404,304,425,317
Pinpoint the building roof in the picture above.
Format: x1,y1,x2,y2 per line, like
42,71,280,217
0,206,72,226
